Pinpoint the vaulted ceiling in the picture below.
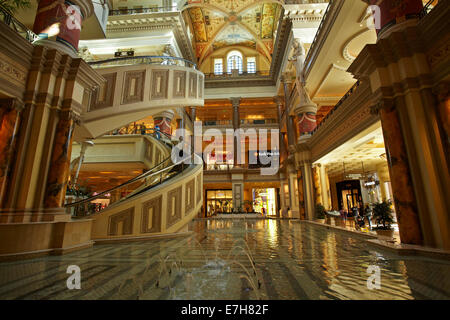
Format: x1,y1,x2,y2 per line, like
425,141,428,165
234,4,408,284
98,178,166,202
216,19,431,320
183,0,283,65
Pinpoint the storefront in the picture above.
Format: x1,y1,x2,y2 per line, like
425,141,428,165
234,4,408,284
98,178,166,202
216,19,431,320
253,188,277,215
205,190,233,216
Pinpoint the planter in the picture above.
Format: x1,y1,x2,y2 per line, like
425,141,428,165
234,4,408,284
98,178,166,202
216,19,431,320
316,218,325,224
375,229,395,238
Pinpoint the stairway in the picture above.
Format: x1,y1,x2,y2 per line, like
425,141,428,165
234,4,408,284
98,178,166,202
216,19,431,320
66,131,203,242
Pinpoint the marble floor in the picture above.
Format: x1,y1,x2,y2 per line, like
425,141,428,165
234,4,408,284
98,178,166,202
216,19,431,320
0,219,449,300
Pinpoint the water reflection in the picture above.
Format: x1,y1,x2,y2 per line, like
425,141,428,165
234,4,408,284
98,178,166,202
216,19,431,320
0,219,449,300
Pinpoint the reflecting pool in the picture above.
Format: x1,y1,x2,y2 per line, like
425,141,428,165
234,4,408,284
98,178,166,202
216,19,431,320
0,219,449,299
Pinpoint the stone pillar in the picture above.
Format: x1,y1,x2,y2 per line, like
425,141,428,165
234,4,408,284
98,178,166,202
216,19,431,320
349,16,450,249
433,83,450,168
377,101,423,244
0,99,23,207
154,110,174,136
231,173,244,211
302,162,315,220
313,165,322,207
294,83,318,140
287,163,299,218
230,97,240,167
376,162,391,201
366,0,423,37
32,0,94,56
320,164,332,210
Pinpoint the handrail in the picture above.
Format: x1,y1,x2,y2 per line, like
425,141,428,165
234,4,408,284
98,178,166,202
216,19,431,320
66,129,178,213
420,0,439,18
88,55,197,69
109,6,178,16
0,4,39,43
66,157,175,208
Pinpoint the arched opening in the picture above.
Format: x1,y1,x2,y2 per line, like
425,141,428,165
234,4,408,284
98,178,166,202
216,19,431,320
227,50,243,74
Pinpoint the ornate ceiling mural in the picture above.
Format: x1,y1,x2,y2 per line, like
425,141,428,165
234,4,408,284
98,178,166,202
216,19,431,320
184,0,283,65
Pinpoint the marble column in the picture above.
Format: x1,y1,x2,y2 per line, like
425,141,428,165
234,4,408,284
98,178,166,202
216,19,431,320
297,169,306,220
231,173,244,211
378,101,423,245
230,97,240,167
32,0,93,56
313,165,322,207
302,162,315,220
433,83,450,168
44,110,77,209
376,162,391,201
154,110,174,136
73,140,94,185
0,99,23,207
287,163,300,218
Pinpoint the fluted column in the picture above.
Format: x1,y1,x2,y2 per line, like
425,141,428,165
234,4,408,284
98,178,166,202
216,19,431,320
313,165,322,207
0,99,23,207
287,163,299,218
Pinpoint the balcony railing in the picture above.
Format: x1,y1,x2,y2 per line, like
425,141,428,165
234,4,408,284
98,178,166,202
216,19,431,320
88,55,197,69
109,6,178,16
0,4,39,43
310,80,361,136
204,70,270,79
240,119,278,125
203,120,233,126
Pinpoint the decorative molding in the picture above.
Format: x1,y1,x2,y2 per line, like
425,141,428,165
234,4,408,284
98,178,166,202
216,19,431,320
122,70,146,105
166,186,182,228
108,208,134,236
151,69,169,100
141,196,162,233
185,179,195,214
189,72,198,98
173,70,186,98
90,73,116,111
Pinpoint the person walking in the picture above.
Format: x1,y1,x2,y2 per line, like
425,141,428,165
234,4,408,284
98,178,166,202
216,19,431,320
364,204,373,230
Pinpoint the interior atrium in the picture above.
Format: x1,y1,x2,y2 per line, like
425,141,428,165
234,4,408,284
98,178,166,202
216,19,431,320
0,0,449,302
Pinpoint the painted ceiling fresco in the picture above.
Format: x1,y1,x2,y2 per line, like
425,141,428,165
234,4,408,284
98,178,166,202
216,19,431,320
185,0,282,64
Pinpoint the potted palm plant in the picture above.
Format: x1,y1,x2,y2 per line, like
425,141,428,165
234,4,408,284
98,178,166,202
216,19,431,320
373,200,395,238
315,203,326,223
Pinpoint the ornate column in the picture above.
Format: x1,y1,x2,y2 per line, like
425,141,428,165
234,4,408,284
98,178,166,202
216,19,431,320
294,83,318,140
376,162,391,201
433,82,450,168
320,164,332,210
230,97,240,167
154,110,174,136
32,0,94,56
312,165,322,207
0,99,23,207
44,109,79,210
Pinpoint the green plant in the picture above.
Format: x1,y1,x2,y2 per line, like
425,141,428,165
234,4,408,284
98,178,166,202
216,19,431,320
373,200,394,230
0,0,31,14
315,203,326,219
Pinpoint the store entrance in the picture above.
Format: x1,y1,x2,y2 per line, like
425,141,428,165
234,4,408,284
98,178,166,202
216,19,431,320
253,188,277,216
336,180,363,213
206,190,233,216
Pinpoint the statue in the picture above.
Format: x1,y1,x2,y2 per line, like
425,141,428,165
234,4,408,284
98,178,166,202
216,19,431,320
288,39,306,84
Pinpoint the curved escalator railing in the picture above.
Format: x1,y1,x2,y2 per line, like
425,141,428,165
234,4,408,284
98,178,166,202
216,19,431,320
65,129,190,217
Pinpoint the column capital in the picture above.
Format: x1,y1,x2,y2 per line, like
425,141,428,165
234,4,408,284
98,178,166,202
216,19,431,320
230,97,241,108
